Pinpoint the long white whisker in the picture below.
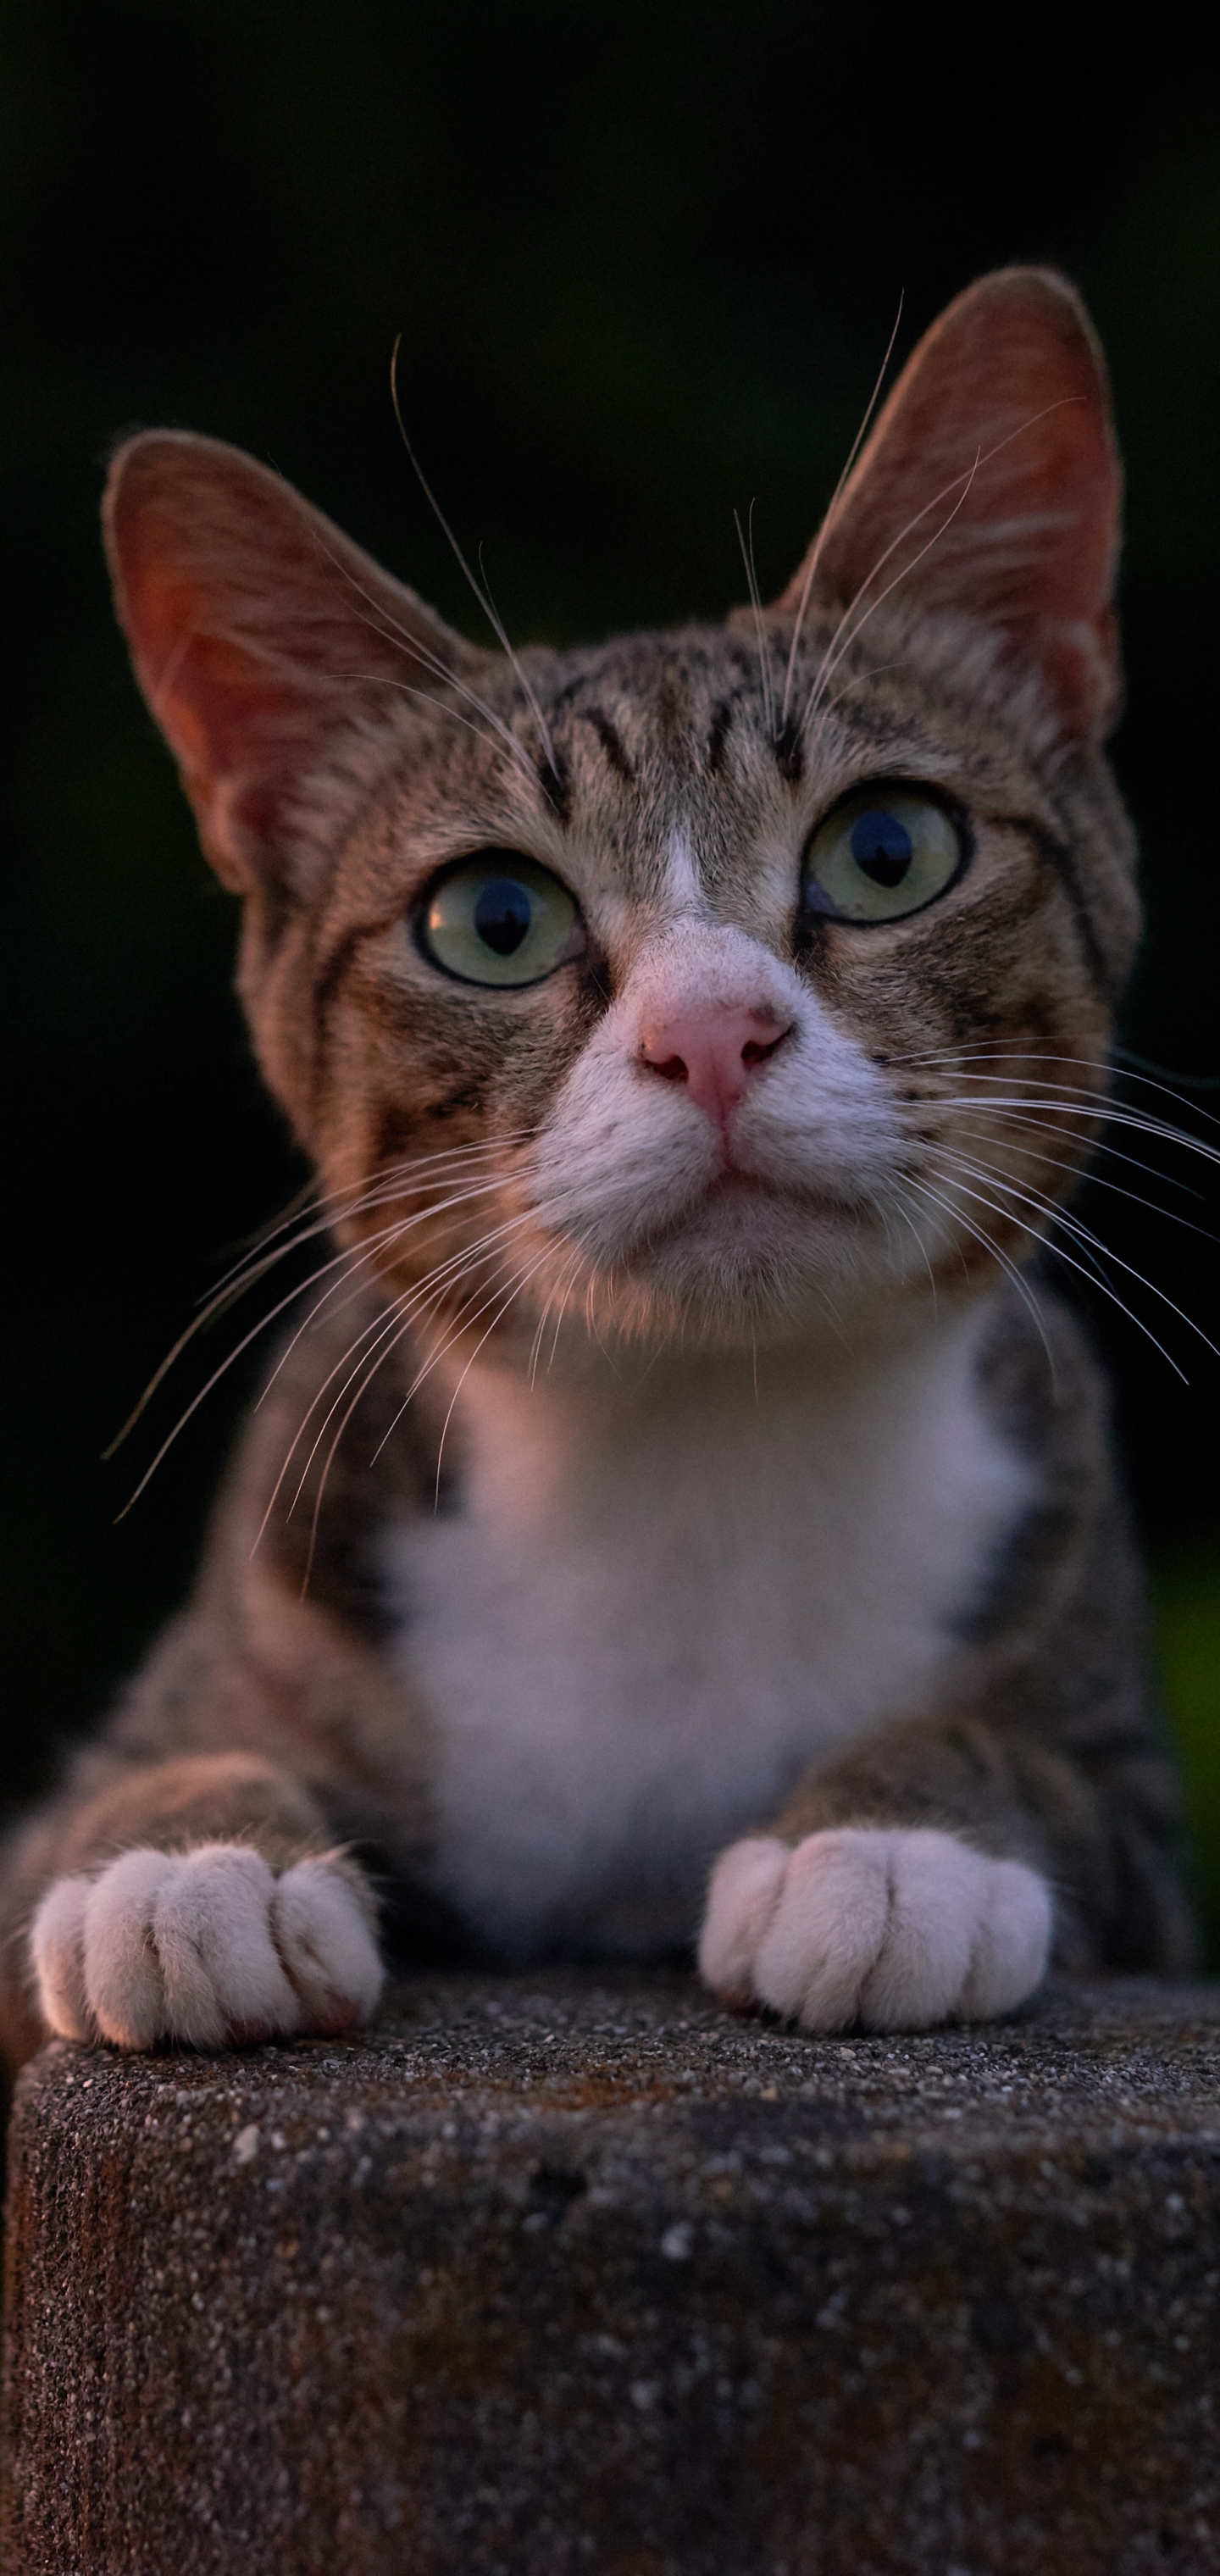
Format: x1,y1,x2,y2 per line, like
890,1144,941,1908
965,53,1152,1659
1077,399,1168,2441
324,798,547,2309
252,1176,516,1410
929,1146,1220,1361
944,1123,1214,1234
346,665,542,779
893,1046,1220,1130
255,1212,541,1564
880,1184,941,1307
802,452,982,735
940,1108,1203,1201
914,1095,1220,1175
367,1224,557,1469
735,502,775,742
801,397,1085,739
105,1139,532,1456
389,335,559,781
297,1237,557,1594
918,1158,1191,1380
429,1247,562,1507
114,1172,520,1516
303,517,547,791
897,1171,1056,1381
779,291,905,728
281,1214,535,1519
814,659,910,724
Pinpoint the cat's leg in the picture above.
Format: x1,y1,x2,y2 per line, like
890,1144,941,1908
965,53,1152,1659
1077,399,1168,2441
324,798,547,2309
16,1752,384,2053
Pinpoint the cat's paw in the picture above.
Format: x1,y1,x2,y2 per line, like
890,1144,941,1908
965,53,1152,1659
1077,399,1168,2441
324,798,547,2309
698,1826,1051,2032
30,1844,385,2051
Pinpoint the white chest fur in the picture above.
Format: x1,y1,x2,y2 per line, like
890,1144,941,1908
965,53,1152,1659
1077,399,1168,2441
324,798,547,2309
382,1302,1032,1954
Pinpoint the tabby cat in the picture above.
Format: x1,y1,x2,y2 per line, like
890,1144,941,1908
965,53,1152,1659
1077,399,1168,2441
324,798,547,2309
0,266,1195,2068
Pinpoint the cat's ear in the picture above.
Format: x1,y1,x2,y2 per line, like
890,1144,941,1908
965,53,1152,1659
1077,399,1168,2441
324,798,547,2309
778,269,1122,743
103,431,486,891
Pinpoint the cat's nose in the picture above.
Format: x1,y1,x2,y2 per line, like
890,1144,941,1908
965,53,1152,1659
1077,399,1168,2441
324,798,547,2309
637,1007,794,1123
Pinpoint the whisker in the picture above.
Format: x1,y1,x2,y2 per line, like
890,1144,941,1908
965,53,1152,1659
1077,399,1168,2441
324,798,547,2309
546,1248,585,1374
887,1046,1220,1146
779,291,905,729
366,1222,552,1468
880,1184,941,1307
895,1171,1057,1381
302,517,547,792
942,1124,1214,1235
297,1236,557,1594
105,1138,532,1457
735,502,776,743
815,659,910,723
343,665,542,780
429,1246,562,1508
916,1096,1220,1176
389,335,559,781
252,1210,542,1565
251,1173,515,1407
893,1045,1220,1128
801,450,983,736
279,1215,535,1525
114,1170,520,1516
801,397,1087,740
928,1146,1220,1363
918,1157,1196,1380
943,1109,1204,1202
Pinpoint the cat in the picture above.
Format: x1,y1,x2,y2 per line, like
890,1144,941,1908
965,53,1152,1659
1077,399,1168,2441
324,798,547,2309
0,264,1195,2068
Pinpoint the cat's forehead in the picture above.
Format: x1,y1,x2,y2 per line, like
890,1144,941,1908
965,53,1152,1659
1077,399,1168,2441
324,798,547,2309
347,602,1064,932
495,610,1050,861
559,605,1042,788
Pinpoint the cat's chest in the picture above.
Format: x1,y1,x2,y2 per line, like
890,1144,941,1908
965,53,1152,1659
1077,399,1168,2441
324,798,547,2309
382,1311,1031,1951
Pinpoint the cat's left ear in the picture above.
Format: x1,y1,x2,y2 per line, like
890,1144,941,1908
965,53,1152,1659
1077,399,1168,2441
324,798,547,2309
778,268,1122,743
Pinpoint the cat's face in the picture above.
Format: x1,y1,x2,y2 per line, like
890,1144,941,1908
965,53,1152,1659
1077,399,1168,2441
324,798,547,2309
104,267,1138,1362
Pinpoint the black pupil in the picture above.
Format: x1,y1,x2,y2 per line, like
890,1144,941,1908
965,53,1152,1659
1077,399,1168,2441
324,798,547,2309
850,809,912,888
474,877,532,956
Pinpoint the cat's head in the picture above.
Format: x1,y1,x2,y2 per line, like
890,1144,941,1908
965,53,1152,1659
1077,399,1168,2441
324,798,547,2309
105,267,1136,1363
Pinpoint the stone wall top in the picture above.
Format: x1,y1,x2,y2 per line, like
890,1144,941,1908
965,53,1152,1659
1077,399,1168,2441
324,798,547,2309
6,1971,1220,2573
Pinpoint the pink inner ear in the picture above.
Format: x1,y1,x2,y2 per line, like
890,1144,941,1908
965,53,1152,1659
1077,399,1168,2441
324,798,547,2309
779,269,1123,744
105,431,483,891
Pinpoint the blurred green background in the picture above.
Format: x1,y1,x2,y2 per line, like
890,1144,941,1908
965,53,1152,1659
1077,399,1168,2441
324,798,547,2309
3,2,1220,1951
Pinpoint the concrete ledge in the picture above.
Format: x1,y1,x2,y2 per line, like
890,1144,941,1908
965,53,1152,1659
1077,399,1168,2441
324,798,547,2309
5,1973,1220,2573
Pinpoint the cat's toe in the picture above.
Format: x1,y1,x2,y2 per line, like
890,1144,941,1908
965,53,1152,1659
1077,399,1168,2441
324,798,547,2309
699,1826,1051,2032
30,1872,94,2040
695,1835,790,2007
271,1856,384,2034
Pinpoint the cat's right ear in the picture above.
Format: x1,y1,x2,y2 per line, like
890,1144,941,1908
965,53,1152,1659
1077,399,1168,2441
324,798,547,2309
103,432,485,892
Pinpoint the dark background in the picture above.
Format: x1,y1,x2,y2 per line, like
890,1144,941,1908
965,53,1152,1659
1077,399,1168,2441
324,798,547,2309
5,3,1220,1928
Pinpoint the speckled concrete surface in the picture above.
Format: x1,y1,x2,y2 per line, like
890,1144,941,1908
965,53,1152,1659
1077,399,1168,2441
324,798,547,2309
4,1972,1220,2573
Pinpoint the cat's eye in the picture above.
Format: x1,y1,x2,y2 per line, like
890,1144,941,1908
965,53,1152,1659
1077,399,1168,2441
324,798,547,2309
416,853,584,987
801,786,966,925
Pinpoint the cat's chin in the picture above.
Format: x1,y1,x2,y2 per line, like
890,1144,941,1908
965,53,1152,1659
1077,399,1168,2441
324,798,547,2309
565,1175,910,1352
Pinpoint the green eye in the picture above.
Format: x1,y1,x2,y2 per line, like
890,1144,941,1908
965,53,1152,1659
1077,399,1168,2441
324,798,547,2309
417,853,584,987
802,786,965,924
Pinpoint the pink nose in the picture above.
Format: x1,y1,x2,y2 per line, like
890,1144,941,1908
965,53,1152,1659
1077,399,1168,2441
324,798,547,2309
637,1007,793,1124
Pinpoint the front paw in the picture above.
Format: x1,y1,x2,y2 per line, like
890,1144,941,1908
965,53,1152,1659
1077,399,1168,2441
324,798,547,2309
697,1826,1051,2032
30,1844,385,2051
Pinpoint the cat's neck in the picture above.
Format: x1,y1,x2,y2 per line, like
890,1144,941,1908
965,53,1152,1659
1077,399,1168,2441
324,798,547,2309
424,1283,1011,1524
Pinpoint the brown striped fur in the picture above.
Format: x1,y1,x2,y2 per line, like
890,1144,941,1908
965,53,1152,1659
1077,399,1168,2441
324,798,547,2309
0,268,1193,2067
